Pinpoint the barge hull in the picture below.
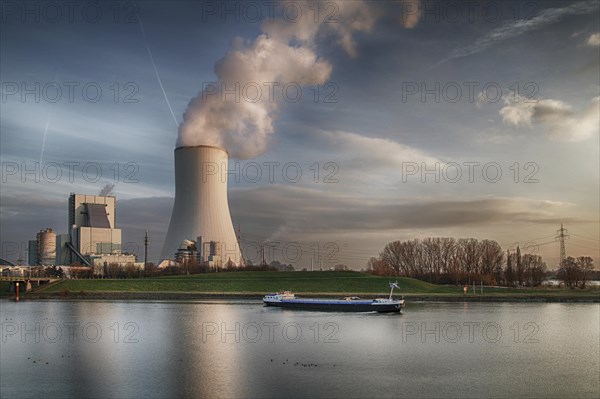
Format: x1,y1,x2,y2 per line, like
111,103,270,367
264,300,403,313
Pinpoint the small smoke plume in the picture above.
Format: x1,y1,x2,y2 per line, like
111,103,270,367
177,0,376,159
99,183,115,197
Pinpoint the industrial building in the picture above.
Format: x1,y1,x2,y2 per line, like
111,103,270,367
55,234,71,265
29,193,139,270
66,194,121,262
161,145,242,267
28,240,37,266
174,237,231,268
63,193,138,268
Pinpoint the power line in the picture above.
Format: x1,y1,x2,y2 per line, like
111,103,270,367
570,233,600,242
567,241,599,251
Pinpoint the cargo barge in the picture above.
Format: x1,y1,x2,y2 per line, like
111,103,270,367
263,282,405,313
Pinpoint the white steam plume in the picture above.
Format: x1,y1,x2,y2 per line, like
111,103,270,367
99,183,115,196
178,0,376,159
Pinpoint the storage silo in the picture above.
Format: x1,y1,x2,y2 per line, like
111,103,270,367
37,228,56,266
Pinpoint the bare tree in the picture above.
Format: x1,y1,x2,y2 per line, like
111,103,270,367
107,262,121,279
422,238,441,282
440,238,457,279
380,241,404,276
405,239,422,277
521,254,546,286
366,257,394,276
480,239,504,284
124,263,136,278
576,256,594,288
366,257,377,272
558,257,580,288
515,246,523,286
144,262,157,277
457,238,480,283
504,250,514,287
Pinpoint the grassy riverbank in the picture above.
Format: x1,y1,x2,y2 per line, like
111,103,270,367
7,271,597,302
34,271,441,294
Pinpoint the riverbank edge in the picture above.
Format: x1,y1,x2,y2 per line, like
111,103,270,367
8,291,600,302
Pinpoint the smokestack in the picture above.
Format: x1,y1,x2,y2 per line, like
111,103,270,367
160,145,241,265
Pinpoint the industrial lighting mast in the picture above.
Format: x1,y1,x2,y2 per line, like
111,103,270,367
144,231,148,268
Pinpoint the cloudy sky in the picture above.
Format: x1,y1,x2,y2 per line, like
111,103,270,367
1,0,598,269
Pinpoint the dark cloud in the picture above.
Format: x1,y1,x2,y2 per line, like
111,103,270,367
230,186,573,237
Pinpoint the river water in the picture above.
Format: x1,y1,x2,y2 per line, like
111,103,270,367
1,300,598,398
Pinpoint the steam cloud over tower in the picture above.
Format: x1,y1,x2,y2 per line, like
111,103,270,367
160,145,241,265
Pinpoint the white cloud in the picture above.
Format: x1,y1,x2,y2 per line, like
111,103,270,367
587,32,600,46
548,97,600,141
500,96,599,141
317,130,439,169
500,97,573,127
476,91,491,109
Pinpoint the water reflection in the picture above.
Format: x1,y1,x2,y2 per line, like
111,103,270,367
0,300,598,398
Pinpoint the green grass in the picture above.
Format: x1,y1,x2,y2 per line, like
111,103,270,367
36,271,441,294
30,271,600,297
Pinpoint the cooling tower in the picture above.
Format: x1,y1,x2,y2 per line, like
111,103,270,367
160,145,241,266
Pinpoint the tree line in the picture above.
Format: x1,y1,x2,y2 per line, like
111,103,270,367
367,237,549,286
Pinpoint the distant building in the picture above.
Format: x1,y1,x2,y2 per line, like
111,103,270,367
68,193,121,257
88,253,138,268
175,237,224,269
55,234,71,265
28,240,38,266
37,228,56,265
28,228,56,266
27,193,138,269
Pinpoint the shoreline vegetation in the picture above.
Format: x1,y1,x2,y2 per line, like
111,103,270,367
3,271,599,303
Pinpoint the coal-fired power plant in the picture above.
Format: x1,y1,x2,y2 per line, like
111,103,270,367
160,145,242,267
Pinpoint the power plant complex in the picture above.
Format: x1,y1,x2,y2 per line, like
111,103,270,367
27,194,138,269
161,145,242,267
22,145,243,271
